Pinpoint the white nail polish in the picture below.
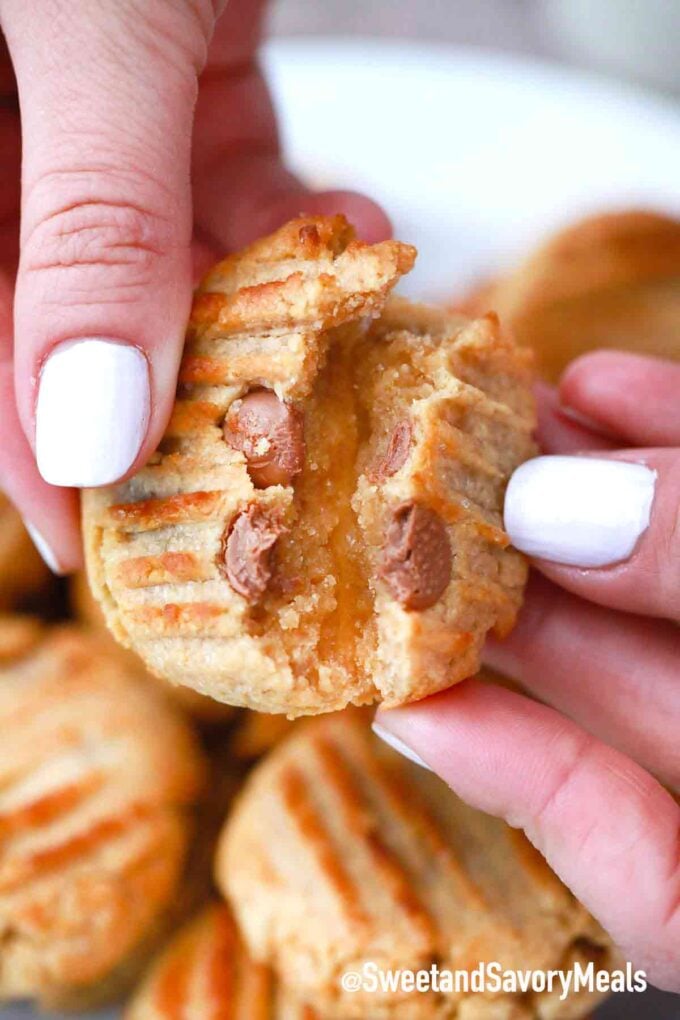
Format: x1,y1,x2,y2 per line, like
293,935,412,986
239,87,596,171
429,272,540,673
24,520,62,575
371,722,432,771
36,340,150,487
504,455,656,568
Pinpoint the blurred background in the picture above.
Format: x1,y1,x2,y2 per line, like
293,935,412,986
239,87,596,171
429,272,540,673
262,0,680,318
270,0,680,94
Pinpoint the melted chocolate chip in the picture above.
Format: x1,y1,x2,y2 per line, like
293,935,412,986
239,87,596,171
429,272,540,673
223,507,284,601
380,503,452,610
372,420,413,481
224,389,304,488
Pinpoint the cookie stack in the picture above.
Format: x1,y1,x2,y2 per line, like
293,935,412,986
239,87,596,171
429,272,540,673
0,217,617,1018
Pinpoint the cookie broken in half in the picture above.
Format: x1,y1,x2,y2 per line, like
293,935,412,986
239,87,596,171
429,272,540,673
83,216,534,715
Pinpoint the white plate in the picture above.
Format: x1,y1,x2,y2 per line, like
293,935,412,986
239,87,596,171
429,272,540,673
264,37,680,300
4,37,679,1020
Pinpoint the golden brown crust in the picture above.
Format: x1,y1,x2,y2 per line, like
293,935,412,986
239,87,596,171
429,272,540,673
82,216,533,715
0,494,51,611
217,711,614,1019
0,624,206,1008
467,209,680,380
126,904,316,1020
192,214,415,342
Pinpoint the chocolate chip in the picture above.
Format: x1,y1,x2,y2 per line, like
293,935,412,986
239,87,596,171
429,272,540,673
380,503,451,610
223,506,285,601
224,389,304,488
371,420,413,481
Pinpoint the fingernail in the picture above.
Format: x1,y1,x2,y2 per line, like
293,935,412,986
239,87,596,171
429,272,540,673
371,721,432,771
505,455,656,568
558,404,602,431
558,403,618,439
36,339,150,487
24,520,63,575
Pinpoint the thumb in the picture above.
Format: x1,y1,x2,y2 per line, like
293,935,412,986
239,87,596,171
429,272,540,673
2,0,213,486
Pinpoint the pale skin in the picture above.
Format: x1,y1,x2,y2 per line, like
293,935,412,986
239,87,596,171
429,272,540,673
0,0,678,995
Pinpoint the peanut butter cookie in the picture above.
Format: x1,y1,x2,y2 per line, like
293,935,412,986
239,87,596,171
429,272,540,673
217,712,614,1019
465,209,680,380
126,903,315,1020
82,216,534,715
0,623,205,1008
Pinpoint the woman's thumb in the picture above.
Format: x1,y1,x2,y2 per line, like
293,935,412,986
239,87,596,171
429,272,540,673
1,0,214,486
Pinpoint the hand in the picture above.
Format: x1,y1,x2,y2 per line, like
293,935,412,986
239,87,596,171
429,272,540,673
375,351,680,991
0,0,388,573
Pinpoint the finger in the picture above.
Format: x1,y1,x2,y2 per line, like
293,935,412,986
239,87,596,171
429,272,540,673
560,351,680,447
505,448,679,620
192,3,391,250
1,0,211,487
484,574,680,789
0,86,81,571
0,360,81,572
195,149,392,249
374,680,680,991
535,381,618,454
